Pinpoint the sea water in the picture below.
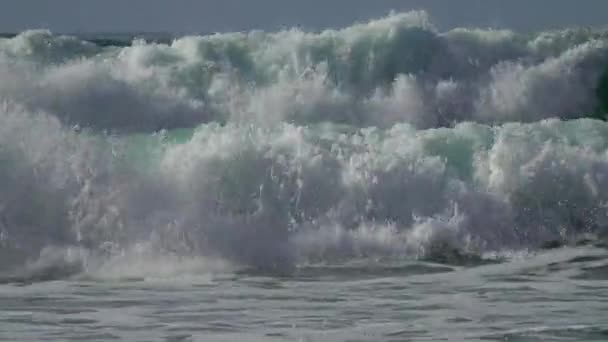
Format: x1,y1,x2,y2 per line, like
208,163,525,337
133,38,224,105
0,11,607,341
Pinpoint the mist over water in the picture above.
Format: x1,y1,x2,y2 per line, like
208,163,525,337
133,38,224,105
1,11,608,280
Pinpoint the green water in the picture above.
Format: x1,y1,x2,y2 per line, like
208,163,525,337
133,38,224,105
593,65,608,121
119,127,197,170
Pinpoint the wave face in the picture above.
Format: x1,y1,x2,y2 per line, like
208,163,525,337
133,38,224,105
1,11,608,277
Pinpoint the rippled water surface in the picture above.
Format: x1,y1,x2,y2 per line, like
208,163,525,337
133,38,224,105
1,247,607,342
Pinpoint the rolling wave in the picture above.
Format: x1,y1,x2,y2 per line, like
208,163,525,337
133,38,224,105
1,11,608,278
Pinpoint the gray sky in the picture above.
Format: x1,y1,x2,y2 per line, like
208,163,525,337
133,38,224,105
1,0,608,34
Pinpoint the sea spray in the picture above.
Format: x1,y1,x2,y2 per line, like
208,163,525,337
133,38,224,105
1,12,608,277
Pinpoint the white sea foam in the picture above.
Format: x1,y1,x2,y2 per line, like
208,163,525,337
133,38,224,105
1,12,608,277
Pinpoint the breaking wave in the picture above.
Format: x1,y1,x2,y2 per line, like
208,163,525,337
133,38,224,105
1,11,608,279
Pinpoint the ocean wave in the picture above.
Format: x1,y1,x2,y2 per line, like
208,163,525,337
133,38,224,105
1,100,607,274
0,11,607,131
1,12,608,277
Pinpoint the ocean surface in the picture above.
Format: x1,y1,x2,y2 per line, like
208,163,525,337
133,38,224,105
1,11,608,341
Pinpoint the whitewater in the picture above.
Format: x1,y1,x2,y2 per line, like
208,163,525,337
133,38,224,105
0,11,607,341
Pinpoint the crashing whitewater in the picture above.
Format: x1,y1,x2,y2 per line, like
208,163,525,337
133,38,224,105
1,11,608,279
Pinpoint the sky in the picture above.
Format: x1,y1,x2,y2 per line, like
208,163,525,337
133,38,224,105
1,0,608,34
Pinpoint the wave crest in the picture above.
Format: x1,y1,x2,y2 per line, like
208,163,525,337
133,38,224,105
2,12,608,277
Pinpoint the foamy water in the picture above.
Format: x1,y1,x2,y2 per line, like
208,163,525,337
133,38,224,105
0,11,607,341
